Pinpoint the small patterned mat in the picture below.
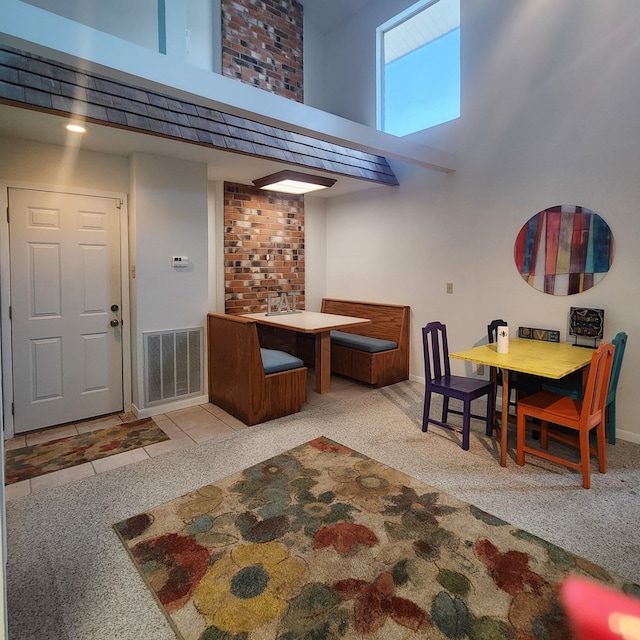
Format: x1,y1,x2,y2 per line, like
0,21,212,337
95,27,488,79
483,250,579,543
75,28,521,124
4,417,169,485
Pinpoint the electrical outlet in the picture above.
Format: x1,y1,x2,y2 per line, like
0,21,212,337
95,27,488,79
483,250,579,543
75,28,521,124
446,282,453,294
476,364,485,376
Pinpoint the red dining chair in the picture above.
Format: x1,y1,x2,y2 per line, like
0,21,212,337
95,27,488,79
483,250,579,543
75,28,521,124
516,342,614,489
422,322,495,450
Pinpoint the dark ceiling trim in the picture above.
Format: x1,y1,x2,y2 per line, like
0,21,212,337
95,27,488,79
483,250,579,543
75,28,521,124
0,45,399,187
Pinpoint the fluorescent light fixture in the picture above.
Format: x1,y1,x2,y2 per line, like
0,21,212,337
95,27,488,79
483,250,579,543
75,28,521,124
65,123,86,133
253,170,337,194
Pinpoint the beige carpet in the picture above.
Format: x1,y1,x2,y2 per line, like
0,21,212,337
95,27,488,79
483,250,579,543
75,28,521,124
5,381,640,639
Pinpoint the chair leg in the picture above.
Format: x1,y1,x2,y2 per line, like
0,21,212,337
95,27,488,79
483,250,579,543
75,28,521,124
516,410,526,466
607,402,616,445
485,392,493,436
596,421,607,474
422,392,431,433
540,422,549,450
578,428,591,489
461,401,471,450
442,397,450,423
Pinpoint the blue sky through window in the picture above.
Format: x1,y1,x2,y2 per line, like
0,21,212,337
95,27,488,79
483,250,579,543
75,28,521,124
383,27,460,137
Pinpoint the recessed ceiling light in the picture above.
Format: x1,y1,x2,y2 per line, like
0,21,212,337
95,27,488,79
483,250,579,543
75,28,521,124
66,123,86,133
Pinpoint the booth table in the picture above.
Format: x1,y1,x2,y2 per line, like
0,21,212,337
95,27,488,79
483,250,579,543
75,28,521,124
449,338,593,467
242,310,371,394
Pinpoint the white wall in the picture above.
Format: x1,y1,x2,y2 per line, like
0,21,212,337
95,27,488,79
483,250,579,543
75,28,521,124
301,17,326,111
302,195,327,311
314,0,640,442
0,138,128,190
129,153,209,411
21,0,159,50
319,0,416,127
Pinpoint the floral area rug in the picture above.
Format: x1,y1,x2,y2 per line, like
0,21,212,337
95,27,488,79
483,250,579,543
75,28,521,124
113,437,639,639
5,417,168,485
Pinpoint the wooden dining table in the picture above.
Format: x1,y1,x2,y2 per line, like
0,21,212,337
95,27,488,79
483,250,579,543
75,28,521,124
449,338,594,467
242,310,371,394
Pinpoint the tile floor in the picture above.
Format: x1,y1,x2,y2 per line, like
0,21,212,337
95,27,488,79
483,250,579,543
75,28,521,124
3,373,373,501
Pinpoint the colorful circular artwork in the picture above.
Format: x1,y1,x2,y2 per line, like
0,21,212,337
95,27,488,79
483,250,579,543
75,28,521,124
514,205,614,295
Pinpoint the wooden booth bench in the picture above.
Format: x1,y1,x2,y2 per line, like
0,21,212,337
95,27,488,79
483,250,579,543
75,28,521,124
297,299,410,388
207,313,307,426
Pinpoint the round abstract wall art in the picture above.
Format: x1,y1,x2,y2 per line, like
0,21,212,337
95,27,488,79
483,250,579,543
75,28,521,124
514,205,614,296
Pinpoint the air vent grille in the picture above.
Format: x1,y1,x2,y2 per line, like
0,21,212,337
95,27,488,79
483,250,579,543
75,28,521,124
144,327,203,405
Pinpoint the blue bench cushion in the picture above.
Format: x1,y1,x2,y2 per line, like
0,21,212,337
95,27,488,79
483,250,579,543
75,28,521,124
260,348,304,374
330,330,397,353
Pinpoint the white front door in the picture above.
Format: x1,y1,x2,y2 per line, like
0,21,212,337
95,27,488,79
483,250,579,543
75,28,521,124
8,188,123,433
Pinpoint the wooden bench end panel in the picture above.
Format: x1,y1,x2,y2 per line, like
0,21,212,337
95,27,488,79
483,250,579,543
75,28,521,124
208,312,307,425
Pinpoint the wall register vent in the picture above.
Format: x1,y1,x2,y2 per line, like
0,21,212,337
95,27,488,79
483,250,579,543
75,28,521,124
144,327,203,405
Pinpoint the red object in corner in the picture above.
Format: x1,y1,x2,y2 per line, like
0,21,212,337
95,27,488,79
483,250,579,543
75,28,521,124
560,575,640,640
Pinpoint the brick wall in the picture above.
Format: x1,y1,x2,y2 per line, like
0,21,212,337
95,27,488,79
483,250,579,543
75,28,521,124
221,0,304,102
224,182,305,315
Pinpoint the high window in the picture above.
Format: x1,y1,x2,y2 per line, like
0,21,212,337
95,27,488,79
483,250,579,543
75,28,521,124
377,0,460,137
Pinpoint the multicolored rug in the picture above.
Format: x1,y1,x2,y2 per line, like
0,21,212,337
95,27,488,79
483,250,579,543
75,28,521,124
5,417,168,485
114,437,639,640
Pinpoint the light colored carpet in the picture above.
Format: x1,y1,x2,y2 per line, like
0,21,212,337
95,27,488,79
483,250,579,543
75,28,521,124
6,380,640,639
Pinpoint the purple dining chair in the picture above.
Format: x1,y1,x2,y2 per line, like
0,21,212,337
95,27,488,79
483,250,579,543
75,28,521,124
422,322,495,450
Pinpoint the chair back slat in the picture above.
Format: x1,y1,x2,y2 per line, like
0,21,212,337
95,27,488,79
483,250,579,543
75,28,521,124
608,332,627,403
487,319,507,344
422,322,451,385
581,343,614,425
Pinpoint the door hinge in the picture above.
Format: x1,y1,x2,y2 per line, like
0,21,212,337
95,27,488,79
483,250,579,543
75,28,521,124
8,305,11,320
11,402,15,416
116,198,123,210
6,206,9,223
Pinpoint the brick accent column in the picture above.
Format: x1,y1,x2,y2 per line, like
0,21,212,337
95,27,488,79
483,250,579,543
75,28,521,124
224,182,305,315
221,0,304,102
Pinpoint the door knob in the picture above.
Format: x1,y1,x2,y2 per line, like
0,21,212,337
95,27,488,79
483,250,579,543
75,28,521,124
110,319,120,327
111,304,119,312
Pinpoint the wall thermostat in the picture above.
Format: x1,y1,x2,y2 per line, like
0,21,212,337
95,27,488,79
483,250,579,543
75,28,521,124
171,256,189,267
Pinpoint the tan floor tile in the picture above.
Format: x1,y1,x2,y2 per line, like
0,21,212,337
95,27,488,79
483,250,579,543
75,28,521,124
203,407,249,430
168,407,225,430
4,435,28,451
75,414,123,434
118,412,137,422
145,435,196,457
180,420,235,443
200,402,224,415
151,418,186,438
4,479,31,500
26,424,79,446
91,448,150,474
30,462,95,493
164,405,205,420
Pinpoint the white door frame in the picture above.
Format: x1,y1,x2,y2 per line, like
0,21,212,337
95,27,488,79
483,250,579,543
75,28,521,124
0,181,132,439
